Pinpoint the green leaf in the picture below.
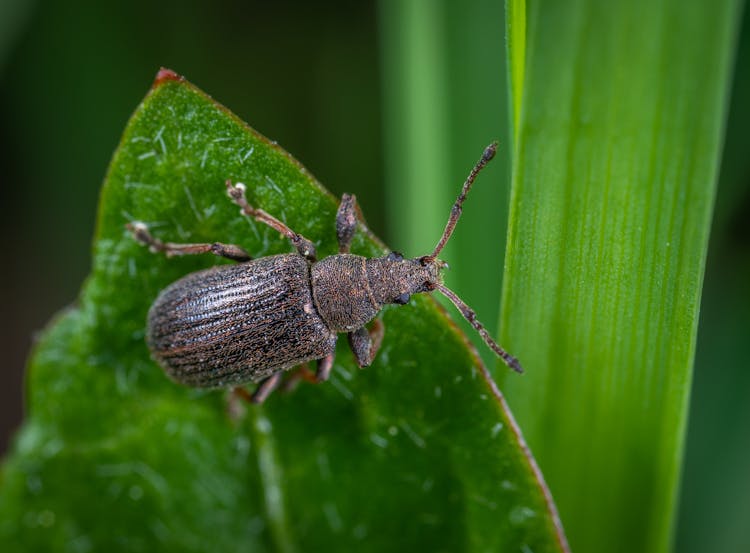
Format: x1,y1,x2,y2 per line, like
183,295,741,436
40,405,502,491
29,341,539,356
500,1,742,553
506,0,526,141
0,71,567,552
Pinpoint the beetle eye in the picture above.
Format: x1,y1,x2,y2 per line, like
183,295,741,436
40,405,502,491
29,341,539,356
394,292,411,305
386,251,404,262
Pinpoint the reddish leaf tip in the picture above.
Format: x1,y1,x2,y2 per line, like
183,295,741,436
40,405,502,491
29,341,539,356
153,67,184,88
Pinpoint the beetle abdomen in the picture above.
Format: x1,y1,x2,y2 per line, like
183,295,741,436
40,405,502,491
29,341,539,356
147,254,336,387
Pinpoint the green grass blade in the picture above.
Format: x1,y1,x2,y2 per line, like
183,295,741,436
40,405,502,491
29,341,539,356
379,0,451,257
501,1,742,552
506,0,526,140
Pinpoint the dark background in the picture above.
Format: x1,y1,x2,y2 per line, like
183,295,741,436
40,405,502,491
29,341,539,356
1,1,748,551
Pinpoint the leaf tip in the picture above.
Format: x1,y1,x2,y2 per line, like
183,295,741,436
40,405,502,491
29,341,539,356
153,67,184,88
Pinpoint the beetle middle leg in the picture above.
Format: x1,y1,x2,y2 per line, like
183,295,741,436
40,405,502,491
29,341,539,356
314,351,336,382
348,319,384,368
126,222,252,262
226,180,317,261
281,349,336,397
241,350,338,404
280,363,317,393
250,372,284,404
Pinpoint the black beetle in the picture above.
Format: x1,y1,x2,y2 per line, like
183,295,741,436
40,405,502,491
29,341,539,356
127,142,521,403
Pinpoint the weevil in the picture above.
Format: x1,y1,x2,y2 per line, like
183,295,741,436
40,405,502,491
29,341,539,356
127,142,521,403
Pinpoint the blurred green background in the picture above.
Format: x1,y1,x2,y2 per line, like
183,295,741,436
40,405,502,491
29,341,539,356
0,1,747,551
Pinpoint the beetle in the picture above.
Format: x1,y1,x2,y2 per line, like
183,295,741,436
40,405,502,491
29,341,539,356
127,142,521,403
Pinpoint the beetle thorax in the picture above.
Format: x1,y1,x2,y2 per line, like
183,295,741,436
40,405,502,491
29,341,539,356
310,253,441,333
311,254,379,332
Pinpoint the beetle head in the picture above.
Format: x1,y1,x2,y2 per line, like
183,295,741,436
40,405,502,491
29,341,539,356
371,251,448,307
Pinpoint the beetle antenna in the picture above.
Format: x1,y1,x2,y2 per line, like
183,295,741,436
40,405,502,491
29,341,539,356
426,142,498,262
435,283,523,373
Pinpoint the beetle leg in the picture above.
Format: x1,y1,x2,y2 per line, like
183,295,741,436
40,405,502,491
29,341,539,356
225,180,317,262
282,339,337,392
347,319,385,368
315,351,336,382
250,354,335,403
226,387,253,419
336,193,358,253
126,222,252,262
250,372,284,404
280,363,318,393
231,387,254,403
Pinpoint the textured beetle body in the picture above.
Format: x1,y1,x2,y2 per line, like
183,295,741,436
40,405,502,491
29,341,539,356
130,143,521,403
148,251,437,387
148,254,336,387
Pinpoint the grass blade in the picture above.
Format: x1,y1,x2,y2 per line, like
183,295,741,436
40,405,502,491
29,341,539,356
501,1,743,552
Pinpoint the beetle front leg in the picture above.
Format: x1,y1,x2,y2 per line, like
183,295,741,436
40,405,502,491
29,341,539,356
126,222,252,262
348,319,384,368
226,180,317,262
336,193,358,254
